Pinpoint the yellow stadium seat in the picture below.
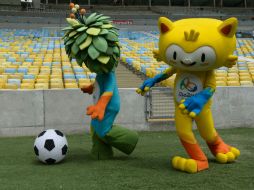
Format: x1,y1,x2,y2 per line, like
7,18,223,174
63,69,73,73
8,74,23,80
78,78,91,83
52,69,62,73
41,66,50,69
0,83,4,89
33,62,42,66
50,83,64,89
35,83,49,89
216,81,227,86
20,83,35,89
2,73,10,77
37,75,50,79
227,77,239,81
240,81,253,86
36,79,49,83
0,67,4,74
0,75,8,82
227,73,239,77
215,72,227,77
240,76,252,81
23,62,32,66
62,62,71,65
7,65,18,69
64,79,76,83
50,78,63,83
216,77,227,81
51,74,62,79
52,73,62,76
0,78,5,84
4,83,18,89
22,79,35,84
239,72,251,76
238,69,249,72
28,68,39,72
40,70,51,74
228,69,238,73
65,83,78,89
79,83,92,88
227,81,240,86
249,70,254,74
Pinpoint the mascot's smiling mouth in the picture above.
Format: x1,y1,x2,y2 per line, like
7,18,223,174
181,61,196,67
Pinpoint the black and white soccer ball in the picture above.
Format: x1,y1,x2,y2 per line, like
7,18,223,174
34,129,68,164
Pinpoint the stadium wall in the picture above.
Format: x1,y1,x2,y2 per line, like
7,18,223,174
0,87,253,137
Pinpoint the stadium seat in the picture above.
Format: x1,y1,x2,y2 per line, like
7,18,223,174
65,83,78,89
35,83,49,89
50,83,64,89
5,83,18,89
20,83,35,89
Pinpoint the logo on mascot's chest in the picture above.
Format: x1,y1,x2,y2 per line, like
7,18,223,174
176,74,203,103
180,77,198,92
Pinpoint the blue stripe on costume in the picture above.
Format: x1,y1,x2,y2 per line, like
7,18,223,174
91,71,120,138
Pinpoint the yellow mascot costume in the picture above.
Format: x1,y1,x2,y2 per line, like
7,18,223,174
137,17,240,173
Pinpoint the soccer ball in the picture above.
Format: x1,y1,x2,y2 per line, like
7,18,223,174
34,129,68,164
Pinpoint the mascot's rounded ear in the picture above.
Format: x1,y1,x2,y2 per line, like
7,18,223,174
218,17,238,37
158,17,174,34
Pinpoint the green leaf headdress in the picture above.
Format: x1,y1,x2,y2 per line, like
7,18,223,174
62,3,120,74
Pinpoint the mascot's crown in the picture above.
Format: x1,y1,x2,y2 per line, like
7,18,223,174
184,30,200,41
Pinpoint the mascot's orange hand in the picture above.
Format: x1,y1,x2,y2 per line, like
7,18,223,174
86,93,112,121
81,84,94,94
87,105,105,121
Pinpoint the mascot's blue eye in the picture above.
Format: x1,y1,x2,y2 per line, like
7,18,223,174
201,53,206,62
173,51,177,60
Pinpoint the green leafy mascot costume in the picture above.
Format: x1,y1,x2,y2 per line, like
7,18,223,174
63,3,138,159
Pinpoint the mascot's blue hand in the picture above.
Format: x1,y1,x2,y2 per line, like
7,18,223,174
139,78,156,91
136,72,168,96
136,78,156,96
179,87,215,118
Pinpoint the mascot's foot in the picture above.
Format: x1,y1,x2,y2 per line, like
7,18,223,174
172,156,209,173
215,147,240,163
91,145,113,160
103,125,139,155
91,132,113,160
207,135,240,163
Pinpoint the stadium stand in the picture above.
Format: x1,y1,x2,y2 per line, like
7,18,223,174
0,28,253,89
0,29,145,89
0,1,253,89
0,29,87,89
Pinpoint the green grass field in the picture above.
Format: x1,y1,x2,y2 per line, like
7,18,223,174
0,128,253,190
